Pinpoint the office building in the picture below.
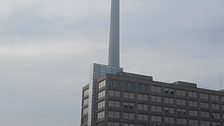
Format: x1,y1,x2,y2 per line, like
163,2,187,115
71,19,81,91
81,71,224,126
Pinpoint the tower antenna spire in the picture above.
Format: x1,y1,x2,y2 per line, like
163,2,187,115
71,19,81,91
108,0,120,67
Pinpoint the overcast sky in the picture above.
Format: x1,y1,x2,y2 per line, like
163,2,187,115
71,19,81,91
0,0,224,126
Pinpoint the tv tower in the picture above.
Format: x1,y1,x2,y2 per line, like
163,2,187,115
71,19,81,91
108,0,120,67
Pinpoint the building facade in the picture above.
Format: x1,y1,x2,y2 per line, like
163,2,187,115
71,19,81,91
81,70,224,126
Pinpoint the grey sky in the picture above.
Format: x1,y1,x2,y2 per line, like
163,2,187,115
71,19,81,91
0,0,224,126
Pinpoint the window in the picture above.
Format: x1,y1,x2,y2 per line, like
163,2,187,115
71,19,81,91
164,117,174,124
177,118,187,125
98,101,105,109
123,92,135,99
164,97,174,104
164,88,174,95
151,96,162,103
151,86,161,93
83,89,89,97
96,122,105,126
108,122,120,126
151,116,162,122
221,96,224,102
211,122,221,126
137,104,148,111
200,102,209,109
108,100,120,108
164,107,175,114
137,94,148,101
136,83,149,93
211,113,220,119
123,112,135,120
98,80,106,89
108,111,120,118
188,91,198,98
201,121,210,126
176,99,186,106
82,107,88,115
123,123,134,126
189,120,198,126
211,104,220,110
151,105,162,113
98,90,105,99
108,90,120,97
108,79,120,89
123,102,135,109
137,124,149,126
177,109,187,115
200,93,209,100
201,111,210,118
82,116,88,125
176,90,186,96
189,110,198,117
210,95,219,101
189,101,198,107
83,98,88,106
138,114,149,121
97,111,105,120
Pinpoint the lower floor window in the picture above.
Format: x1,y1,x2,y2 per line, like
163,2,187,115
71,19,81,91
97,111,105,120
108,122,120,126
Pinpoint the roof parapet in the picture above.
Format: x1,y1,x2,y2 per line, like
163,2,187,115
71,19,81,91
173,81,197,88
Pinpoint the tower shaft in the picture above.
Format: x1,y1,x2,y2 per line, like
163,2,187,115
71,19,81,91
108,0,120,67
